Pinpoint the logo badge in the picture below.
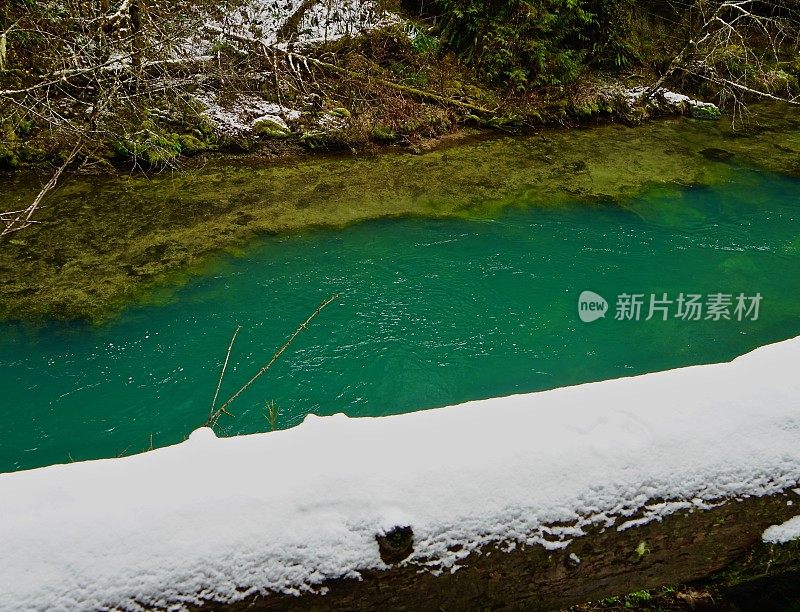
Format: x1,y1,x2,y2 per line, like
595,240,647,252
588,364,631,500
578,290,608,323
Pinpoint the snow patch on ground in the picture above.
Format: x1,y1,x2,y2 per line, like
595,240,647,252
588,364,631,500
197,92,300,135
763,515,800,544
186,1,409,136
209,0,403,49
1,337,800,610
622,86,720,116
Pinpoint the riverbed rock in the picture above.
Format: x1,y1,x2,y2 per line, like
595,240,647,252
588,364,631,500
700,147,734,161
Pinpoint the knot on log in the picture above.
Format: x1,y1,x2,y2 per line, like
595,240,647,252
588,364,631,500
377,526,414,564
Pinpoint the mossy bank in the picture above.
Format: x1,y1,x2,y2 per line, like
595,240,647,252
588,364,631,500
2,102,800,323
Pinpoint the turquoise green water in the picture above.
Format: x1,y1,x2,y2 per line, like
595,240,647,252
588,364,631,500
2,167,800,473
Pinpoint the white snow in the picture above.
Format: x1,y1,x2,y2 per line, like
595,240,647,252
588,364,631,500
622,86,719,114
662,90,691,105
188,0,407,136
763,515,800,544
688,99,720,114
2,336,800,610
196,93,301,136
175,0,411,137
209,0,403,49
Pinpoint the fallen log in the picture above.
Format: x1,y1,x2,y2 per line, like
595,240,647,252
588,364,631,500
204,492,800,610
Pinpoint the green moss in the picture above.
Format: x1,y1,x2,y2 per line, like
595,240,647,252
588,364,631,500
690,103,722,120
253,119,291,139
176,134,209,155
0,143,20,169
299,129,360,151
113,122,183,165
370,125,398,143
572,101,600,118
484,114,523,128
3,101,800,322
18,144,47,163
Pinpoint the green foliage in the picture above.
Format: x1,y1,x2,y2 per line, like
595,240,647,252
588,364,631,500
587,0,638,68
370,125,398,143
624,589,652,607
113,122,183,165
410,27,439,55
436,0,640,88
437,0,593,87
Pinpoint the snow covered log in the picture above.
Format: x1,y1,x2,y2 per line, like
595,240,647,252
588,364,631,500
206,492,800,610
1,337,800,610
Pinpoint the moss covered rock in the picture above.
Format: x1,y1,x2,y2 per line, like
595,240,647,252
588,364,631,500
254,119,291,139
113,122,184,165
690,101,722,120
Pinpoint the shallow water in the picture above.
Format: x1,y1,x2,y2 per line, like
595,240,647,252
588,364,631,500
2,166,800,472
5,104,800,323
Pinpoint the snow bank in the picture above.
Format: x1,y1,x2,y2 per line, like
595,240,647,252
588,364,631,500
190,1,407,135
763,515,800,544
2,337,800,610
209,0,402,49
196,93,301,136
622,86,720,118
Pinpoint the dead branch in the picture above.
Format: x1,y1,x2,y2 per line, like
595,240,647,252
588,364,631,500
650,0,800,111
1,140,82,238
203,24,496,115
205,294,339,429
210,325,241,419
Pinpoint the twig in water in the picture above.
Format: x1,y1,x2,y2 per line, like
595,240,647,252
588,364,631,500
210,325,241,419
266,400,278,431
206,294,339,429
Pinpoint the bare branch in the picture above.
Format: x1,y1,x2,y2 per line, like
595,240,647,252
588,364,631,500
1,140,83,237
206,294,340,429
210,325,241,418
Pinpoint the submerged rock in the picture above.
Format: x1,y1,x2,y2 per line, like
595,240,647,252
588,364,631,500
700,147,734,161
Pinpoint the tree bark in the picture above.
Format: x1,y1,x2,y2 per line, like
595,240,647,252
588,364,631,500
196,492,800,611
